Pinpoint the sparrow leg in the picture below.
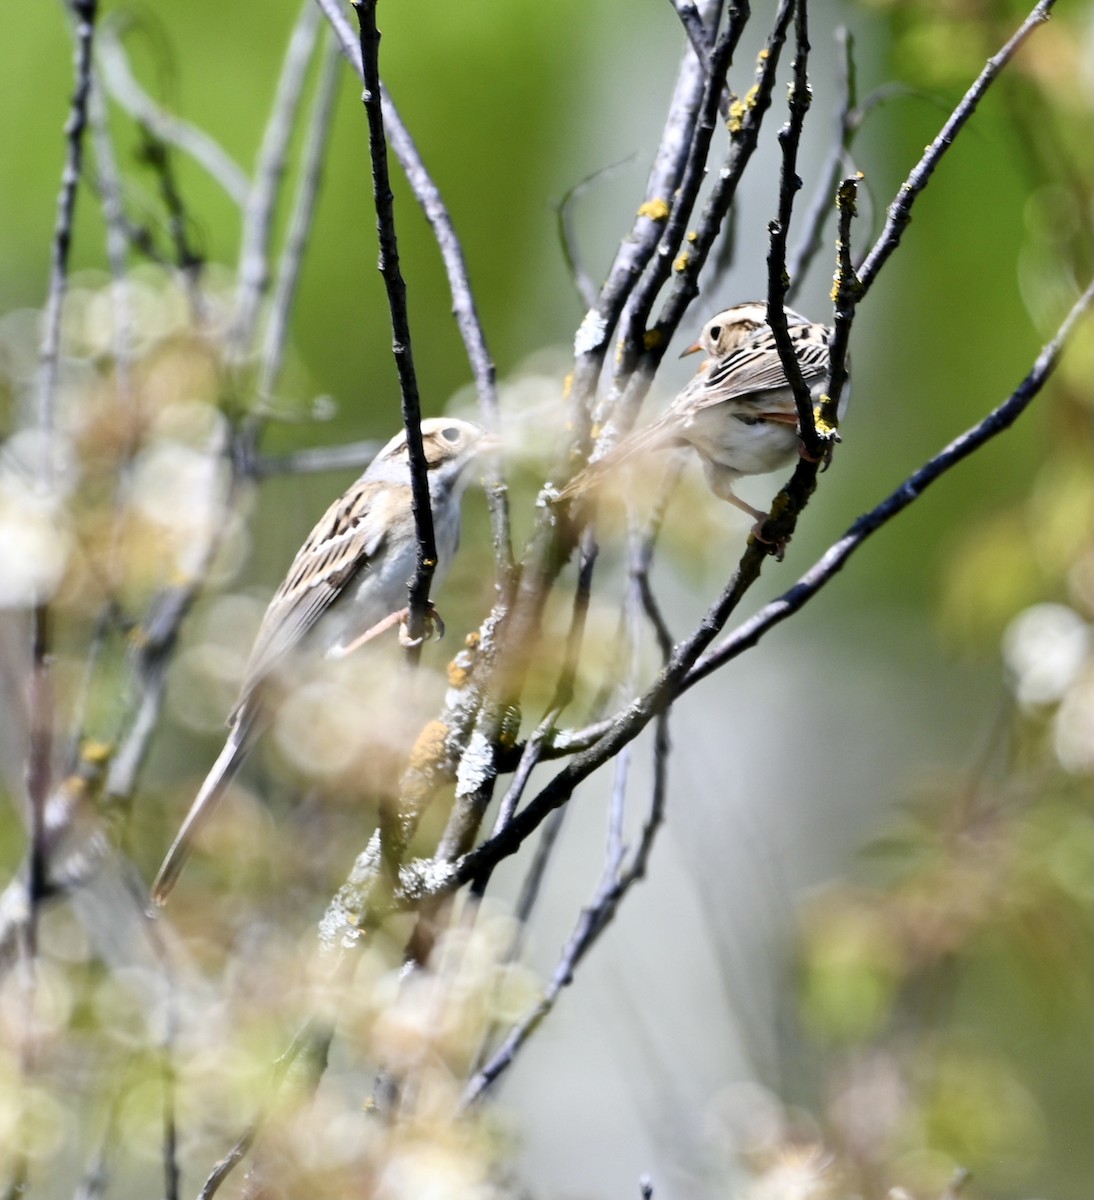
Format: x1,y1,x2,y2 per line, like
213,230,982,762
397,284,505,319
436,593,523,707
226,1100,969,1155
329,604,446,657
328,608,407,657
703,464,769,524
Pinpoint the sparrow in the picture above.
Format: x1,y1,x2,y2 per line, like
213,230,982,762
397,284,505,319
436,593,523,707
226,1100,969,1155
565,303,844,522
151,417,495,904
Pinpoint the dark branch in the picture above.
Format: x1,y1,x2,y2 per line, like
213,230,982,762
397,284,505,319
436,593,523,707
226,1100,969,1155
857,0,1056,294
766,0,825,456
353,0,436,653
315,0,512,576
786,26,857,295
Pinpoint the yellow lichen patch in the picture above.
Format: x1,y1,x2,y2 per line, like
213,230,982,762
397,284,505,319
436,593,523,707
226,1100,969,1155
637,198,670,221
728,98,747,133
673,252,690,274
758,48,769,61
562,372,573,400
464,630,481,650
447,661,470,688
406,720,449,773
814,413,840,439
643,328,663,350
81,739,113,765
686,230,698,244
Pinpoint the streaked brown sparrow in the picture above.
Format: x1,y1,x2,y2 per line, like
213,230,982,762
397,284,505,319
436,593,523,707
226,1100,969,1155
567,302,844,522
152,417,495,903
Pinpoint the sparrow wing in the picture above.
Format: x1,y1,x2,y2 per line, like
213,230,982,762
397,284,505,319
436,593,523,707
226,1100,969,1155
689,323,831,411
232,478,398,713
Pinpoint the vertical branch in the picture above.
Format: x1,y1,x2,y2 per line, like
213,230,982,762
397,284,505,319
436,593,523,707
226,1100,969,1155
353,0,436,654
766,0,826,455
822,174,861,426
786,26,856,295
257,29,342,407
38,0,97,482
312,0,512,577
232,0,323,356
29,0,98,947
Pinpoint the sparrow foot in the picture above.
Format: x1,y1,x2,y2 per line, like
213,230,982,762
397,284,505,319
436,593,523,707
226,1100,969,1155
329,604,445,658
397,604,445,648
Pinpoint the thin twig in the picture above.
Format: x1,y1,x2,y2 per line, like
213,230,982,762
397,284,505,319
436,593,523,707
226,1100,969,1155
39,0,98,486
252,437,382,479
257,29,343,408
857,0,1056,293
554,157,639,311
462,701,670,1106
766,0,823,454
97,19,249,205
30,0,99,955
666,0,730,121
232,0,323,355
786,26,856,296
353,0,436,654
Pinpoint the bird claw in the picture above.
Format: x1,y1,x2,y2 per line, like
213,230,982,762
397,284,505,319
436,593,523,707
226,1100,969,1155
330,604,445,657
750,519,787,561
398,604,445,647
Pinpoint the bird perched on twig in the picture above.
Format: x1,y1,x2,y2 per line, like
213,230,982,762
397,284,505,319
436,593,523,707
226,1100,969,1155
151,417,496,904
563,302,844,524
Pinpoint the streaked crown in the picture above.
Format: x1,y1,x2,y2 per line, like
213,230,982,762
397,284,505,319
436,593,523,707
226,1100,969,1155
694,302,813,358
365,417,496,498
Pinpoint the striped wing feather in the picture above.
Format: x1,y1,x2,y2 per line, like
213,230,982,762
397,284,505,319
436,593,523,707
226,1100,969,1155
231,478,398,716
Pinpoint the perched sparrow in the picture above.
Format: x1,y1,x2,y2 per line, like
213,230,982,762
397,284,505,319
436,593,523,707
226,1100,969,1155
151,417,495,904
566,302,843,523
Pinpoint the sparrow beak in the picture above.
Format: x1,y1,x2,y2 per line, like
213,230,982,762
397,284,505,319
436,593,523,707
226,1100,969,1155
679,340,703,358
759,412,799,426
475,431,503,454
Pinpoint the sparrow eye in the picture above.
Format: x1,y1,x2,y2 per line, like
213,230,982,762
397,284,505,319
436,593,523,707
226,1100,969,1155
441,425,461,443
708,324,722,342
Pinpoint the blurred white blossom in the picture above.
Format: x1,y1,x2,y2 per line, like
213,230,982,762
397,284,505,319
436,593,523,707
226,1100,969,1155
1002,602,1089,707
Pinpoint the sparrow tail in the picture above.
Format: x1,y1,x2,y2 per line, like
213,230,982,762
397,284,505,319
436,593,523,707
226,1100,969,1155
559,419,673,500
150,714,258,905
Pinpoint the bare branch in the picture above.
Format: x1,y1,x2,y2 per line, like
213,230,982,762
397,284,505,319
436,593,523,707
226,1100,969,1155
766,0,825,456
232,0,323,355
97,19,249,206
857,0,1056,293
353,0,436,654
256,30,343,409
253,437,383,479
786,26,857,295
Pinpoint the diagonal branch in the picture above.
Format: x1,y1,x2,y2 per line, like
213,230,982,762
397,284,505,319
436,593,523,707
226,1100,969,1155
857,0,1056,294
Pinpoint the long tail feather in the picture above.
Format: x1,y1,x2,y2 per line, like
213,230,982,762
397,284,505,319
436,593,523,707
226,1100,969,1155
150,715,259,905
559,417,675,499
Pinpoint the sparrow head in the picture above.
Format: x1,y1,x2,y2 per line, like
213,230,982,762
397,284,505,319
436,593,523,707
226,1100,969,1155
680,302,813,359
367,417,499,498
